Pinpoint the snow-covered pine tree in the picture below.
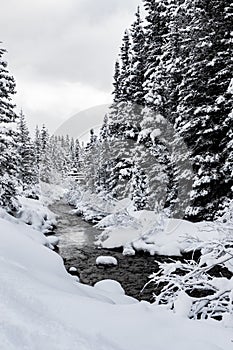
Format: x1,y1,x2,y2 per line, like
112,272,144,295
40,124,49,155
107,3,177,209
175,0,233,221
137,1,181,214
73,138,82,170
131,155,149,210
40,140,53,183
69,137,76,168
112,60,121,104
34,125,41,168
152,1,193,216
17,110,39,197
82,129,99,192
107,31,134,199
143,0,169,113
129,6,146,106
213,1,233,217
220,106,233,217
97,115,112,193
96,0,232,220
39,126,54,183
161,0,184,124
0,45,19,212
118,30,132,102
107,6,149,202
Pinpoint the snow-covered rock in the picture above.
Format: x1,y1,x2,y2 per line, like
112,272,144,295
47,235,59,247
96,256,118,266
123,244,136,256
69,266,78,272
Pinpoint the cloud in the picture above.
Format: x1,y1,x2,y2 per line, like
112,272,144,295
0,0,140,129
14,78,111,133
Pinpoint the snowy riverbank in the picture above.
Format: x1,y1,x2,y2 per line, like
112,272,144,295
1,207,233,349
0,184,232,349
67,188,233,258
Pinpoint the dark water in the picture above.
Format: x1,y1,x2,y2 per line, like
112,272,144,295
49,201,170,302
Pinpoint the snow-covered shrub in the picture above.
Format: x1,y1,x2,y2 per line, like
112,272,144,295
147,230,233,322
66,185,124,223
216,199,233,224
16,196,57,234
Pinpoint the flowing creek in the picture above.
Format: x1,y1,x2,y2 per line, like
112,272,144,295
49,200,171,302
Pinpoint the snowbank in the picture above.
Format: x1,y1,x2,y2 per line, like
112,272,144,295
12,182,67,236
68,187,229,258
94,280,125,295
96,208,224,256
17,196,57,234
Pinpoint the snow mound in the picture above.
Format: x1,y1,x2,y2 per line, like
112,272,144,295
94,280,125,295
96,256,118,266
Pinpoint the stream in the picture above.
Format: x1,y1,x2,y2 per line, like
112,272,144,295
49,200,168,302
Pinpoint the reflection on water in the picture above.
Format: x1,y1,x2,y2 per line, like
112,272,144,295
59,228,86,247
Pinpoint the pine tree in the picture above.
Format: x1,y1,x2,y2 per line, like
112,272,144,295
112,60,121,103
118,30,132,102
143,0,169,113
134,2,178,213
175,0,233,220
40,138,54,183
40,124,49,154
97,115,112,193
74,138,82,169
83,129,99,192
39,126,54,183
34,125,41,168
17,110,39,197
95,0,233,220
162,0,184,124
131,155,149,210
129,6,146,106
0,45,19,211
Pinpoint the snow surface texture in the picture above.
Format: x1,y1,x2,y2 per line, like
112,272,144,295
0,214,232,350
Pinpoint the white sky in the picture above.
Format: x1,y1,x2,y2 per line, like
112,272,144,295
0,0,140,133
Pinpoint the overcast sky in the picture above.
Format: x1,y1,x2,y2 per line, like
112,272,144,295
0,0,139,133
